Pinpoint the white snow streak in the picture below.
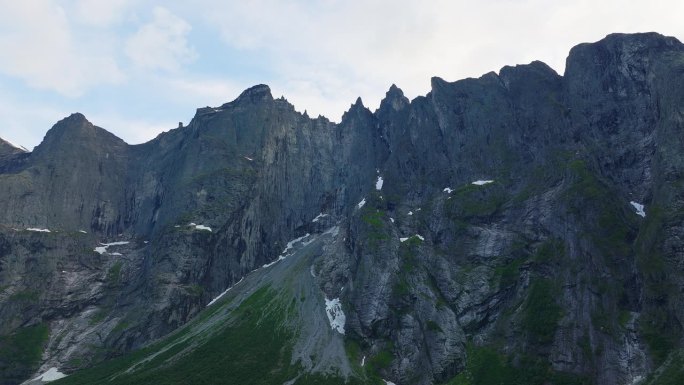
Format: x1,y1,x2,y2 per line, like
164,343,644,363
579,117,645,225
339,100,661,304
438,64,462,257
26,228,50,232
472,180,494,186
361,356,366,367
325,297,346,335
630,201,646,218
262,255,286,269
207,277,244,307
78,230,87,234
400,234,424,243
407,211,413,216
244,156,253,161
357,198,366,209
443,187,453,193
282,233,311,255
30,367,67,382
375,176,384,190
312,213,328,222
390,217,395,223
263,233,313,269
383,380,396,385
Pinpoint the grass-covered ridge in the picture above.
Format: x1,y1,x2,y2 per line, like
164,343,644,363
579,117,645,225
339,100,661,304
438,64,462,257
54,285,368,385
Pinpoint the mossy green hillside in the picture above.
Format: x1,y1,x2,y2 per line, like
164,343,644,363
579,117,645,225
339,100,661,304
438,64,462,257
0,324,49,385
443,344,591,385
55,286,370,385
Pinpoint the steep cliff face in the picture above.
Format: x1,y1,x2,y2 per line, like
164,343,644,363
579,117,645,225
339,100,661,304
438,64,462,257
1,32,684,385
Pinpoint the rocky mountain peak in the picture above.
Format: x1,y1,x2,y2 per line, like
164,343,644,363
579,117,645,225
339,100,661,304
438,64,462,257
32,113,127,161
565,32,683,80
340,96,373,123
430,76,449,92
378,84,409,112
232,84,273,104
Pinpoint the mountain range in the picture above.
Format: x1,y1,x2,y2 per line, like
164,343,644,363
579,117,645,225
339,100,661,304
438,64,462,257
1,32,684,385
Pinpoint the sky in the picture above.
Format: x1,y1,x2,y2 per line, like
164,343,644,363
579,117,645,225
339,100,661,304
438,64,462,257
0,0,682,150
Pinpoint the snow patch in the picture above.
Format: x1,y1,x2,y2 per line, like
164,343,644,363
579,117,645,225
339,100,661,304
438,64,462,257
375,176,384,190
282,233,311,255
400,234,424,243
408,211,413,216
26,228,50,233
262,255,286,269
325,298,346,335
383,380,396,385
78,230,87,234
243,156,253,161
312,213,328,222
361,355,366,367
443,187,453,193
472,180,494,186
390,217,395,223
207,277,244,307
94,241,130,255
323,226,340,236
357,198,366,209
30,367,67,382
630,201,646,218
194,224,212,232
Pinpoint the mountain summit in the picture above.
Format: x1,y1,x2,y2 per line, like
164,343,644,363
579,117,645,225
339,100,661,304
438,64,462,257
1,32,684,385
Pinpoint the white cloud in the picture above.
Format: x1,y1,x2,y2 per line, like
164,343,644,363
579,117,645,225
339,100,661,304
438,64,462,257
0,0,125,97
1,0,683,148
0,89,67,151
196,0,684,119
74,0,132,26
125,7,197,72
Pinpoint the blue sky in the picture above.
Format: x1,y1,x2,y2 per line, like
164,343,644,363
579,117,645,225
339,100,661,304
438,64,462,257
1,0,683,150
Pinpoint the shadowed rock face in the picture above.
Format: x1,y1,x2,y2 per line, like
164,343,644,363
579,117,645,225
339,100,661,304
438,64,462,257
1,33,684,385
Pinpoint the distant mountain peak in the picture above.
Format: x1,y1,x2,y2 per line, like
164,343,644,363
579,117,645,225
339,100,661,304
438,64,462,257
234,84,273,104
379,84,409,113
